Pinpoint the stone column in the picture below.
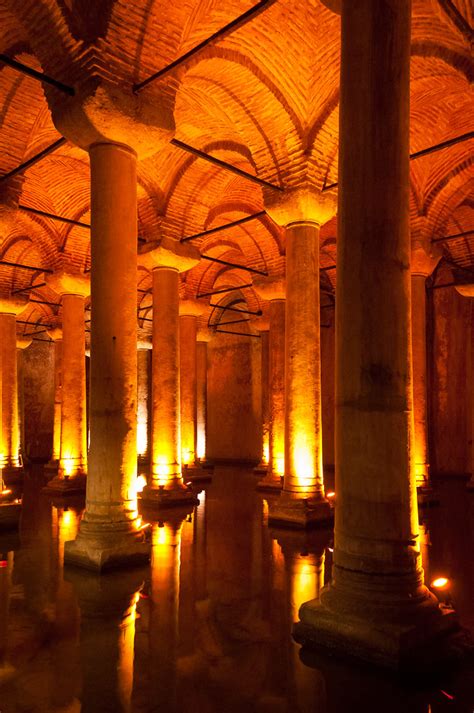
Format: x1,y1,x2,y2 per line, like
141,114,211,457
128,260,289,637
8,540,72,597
0,296,28,485
139,238,200,508
179,300,204,468
44,273,89,493
295,0,457,667
455,284,474,489
137,339,152,467
16,336,32,469
411,239,440,493
263,190,336,527
45,327,63,472
254,280,286,491
196,328,211,463
253,317,270,474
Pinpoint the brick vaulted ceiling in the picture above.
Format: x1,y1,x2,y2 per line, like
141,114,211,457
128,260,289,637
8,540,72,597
0,0,472,340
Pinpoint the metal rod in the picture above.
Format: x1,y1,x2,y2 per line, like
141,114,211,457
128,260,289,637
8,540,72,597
133,0,278,92
320,264,336,271
17,319,53,328
19,204,90,228
215,317,251,326
171,139,282,192
209,302,262,316
322,132,474,192
23,329,49,337
0,260,52,273
181,212,266,243
30,298,60,307
0,54,75,95
12,282,47,294
0,138,67,182
201,254,267,276
198,283,253,298
31,337,52,343
215,328,261,338
430,281,458,290
432,229,474,244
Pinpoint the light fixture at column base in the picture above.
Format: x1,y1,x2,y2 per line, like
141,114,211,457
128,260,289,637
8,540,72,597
257,474,283,492
268,496,333,529
64,524,150,572
0,501,21,531
43,474,86,495
2,466,25,487
294,589,466,671
140,484,199,508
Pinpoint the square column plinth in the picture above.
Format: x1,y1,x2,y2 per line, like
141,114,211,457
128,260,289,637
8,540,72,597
1,466,24,487
268,495,333,529
140,483,198,509
43,474,86,496
64,519,150,572
0,501,21,531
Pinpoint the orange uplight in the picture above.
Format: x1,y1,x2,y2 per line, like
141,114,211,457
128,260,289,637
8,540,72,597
431,577,449,589
326,491,335,499
1,489,12,496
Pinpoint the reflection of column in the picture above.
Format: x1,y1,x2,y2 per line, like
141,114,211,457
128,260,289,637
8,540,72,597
45,328,63,471
296,0,457,667
0,551,14,678
65,143,149,571
179,301,204,467
253,318,270,473
263,190,335,527
16,337,32,468
137,340,152,466
196,330,211,463
0,297,28,483
139,238,199,508
44,273,89,492
67,568,143,713
411,237,440,491
254,279,286,490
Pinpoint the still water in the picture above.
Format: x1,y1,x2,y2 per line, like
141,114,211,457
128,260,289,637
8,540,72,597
0,467,473,713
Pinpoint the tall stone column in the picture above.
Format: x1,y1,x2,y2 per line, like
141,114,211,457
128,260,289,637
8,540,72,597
253,317,270,474
16,336,32,469
179,300,204,467
254,280,286,491
137,340,152,467
295,0,457,667
44,273,89,493
0,296,28,485
139,238,200,508
411,239,440,493
455,284,474,489
196,328,211,463
263,191,336,527
45,327,63,472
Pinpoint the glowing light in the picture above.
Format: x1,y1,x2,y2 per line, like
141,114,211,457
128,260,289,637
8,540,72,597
431,577,449,589
61,456,75,477
136,475,147,493
1,489,12,496
275,456,284,476
196,426,206,460
262,440,269,465
181,448,193,466
137,421,148,456
326,491,335,499
62,509,72,527
440,691,455,701
327,547,334,553
0,560,7,568
153,523,173,547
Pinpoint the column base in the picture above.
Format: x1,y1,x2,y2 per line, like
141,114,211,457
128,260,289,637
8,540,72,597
64,520,150,572
268,495,333,529
257,473,283,492
43,474,86,495
44,460,60,478
2,466,25,487
294,587,464,671
181,464,213,484
0,501,21,531
253,463,268,475
140,483,199,509
417,484,440,508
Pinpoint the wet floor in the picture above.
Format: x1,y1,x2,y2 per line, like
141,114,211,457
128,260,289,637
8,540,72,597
0,466,473,713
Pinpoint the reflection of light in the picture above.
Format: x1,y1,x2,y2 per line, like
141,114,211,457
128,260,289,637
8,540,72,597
1,489,12,496
182,448,193,466
431,577,449,589
153,524,172,547
62,509,72,527
440,691,454,701
137,421,148,456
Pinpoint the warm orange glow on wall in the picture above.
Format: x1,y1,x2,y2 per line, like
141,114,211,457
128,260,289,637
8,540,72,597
262,438,269,466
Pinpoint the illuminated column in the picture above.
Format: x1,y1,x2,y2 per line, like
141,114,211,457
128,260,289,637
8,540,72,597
296,0,457,666
137,339,152,466
139,238,199,507
16,336,32,467
0,296,28,483
196,328,211,463
263,190,336,526
254,279,286,490
43,273,89,492
411,237,440,492
455,284,474,489
179,300,204,467
45,327,63,470
65,143,148,570
253,317,270,473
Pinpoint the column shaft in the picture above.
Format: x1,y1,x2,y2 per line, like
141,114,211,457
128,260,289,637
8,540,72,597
179,315,197,465
196,341,208,461
284,223,324,498
411,274,430,488
269,300,285,479
260,330,270,465
60,295,87,477
137,348,150,463
0,314,20,469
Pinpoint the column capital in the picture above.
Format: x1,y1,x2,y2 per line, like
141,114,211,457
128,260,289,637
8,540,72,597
253,276,286,302
46,271,90,298
264,186,337,228
139,237,200,273
411,243,441,277
252,316,270,332
49,80,175,159
16,336,32,349
46,327,63,342
0,295,28,316
455,284,474,298
179,300,205,318
137,338,153,350
197,327,213,343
